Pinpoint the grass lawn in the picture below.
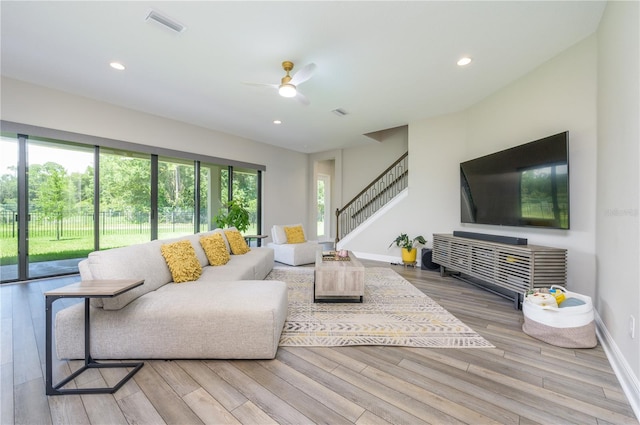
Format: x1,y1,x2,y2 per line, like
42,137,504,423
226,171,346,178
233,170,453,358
0,224,258,265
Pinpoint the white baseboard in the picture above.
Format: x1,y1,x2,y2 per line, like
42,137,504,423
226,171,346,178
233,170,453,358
350,251,402,265
595,311,640,421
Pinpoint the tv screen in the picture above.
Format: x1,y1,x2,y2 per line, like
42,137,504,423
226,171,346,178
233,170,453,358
460,132,569,229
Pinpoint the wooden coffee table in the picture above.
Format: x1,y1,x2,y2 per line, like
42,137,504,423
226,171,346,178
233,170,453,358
314,250,365,302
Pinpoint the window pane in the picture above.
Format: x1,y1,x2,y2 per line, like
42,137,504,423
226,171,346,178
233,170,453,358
99,149,151,249
220,167,229,206
232,168,258,234
317,178,325,237
0,136,18,281
200,163,227,232
27,138,94,279
158,157,195,239
317,173,331,239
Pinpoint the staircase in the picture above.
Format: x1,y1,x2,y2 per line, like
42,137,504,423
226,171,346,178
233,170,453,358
335,152,408,241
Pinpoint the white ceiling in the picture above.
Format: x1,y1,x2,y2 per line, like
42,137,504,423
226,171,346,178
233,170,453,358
1,1,606,153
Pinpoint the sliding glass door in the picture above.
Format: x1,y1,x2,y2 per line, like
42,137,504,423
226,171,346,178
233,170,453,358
158,156,195,239
26,138,94,279
0,130,263,283
99,148,152,250
199,163,228,232
232,167,260,235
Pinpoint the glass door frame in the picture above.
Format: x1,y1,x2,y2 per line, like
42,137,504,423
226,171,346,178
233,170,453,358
16,134,28,280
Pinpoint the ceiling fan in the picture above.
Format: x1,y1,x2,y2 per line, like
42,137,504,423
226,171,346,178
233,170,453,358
246,61,316,105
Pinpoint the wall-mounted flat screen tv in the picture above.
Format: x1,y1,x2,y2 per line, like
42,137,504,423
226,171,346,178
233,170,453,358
460,131,569,229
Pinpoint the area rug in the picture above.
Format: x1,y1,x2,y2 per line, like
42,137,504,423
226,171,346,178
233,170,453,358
265,266,494,348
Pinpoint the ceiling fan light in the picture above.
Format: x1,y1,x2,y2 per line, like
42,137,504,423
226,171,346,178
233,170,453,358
279,84,297,98
110,61,125,71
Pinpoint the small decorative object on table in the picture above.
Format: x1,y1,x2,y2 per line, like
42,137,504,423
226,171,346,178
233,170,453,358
322,251,351,261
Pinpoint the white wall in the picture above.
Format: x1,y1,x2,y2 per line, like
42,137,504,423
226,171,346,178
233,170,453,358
311,126,407,247
0,77,310,234
596,0,639,399
339,112,466,262
343,35,599,285
460,35,598,298
341,126,408,202
342,8,639,410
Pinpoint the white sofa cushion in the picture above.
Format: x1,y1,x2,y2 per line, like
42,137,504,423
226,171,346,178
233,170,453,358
268,240,320,266
84,239,173,310
55,280,288,360
80,232,274,310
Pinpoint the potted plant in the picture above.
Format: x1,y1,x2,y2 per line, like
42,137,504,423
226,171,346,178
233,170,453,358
213,199,250,233
389,233,427,263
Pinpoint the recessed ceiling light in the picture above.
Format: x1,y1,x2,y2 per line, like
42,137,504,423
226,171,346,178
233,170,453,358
273,120,282,125
110,62,125,71
457,57,472,66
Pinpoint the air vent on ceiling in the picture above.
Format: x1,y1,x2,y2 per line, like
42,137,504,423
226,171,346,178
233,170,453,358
145,10,186,33
332,108,348,117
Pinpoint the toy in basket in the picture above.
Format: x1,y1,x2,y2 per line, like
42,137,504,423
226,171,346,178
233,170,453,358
522,285,597,348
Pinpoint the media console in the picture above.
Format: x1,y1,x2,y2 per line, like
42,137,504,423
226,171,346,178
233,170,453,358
432,233,567,309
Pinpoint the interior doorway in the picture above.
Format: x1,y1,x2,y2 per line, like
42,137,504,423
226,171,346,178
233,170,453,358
311,156,337,246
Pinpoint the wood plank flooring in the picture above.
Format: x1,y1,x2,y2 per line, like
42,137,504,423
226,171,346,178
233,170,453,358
1,261,637,425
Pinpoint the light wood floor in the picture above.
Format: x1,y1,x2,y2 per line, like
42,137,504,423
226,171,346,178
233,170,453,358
1,260,638,425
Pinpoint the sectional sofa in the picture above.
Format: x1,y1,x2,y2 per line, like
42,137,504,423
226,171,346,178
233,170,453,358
54,229,288,360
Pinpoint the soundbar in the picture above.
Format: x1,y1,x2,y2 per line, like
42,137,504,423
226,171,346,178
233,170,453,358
452,231,528,246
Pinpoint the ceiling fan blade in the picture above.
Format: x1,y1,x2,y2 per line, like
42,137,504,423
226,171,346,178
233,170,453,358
290,63,316,86
295,91,310,106
242,82,278,90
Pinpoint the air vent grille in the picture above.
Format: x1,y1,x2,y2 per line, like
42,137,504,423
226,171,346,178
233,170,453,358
146,10,186,33
332,108,348,117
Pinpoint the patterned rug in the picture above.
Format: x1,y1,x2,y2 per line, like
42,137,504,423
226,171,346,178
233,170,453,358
265,266,494,348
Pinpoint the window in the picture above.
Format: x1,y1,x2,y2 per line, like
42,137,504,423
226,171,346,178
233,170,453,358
99,148,152,249
200,163,227,232
317,173,331,238
231,167,259,234
0,125,264,283
158,156,195,239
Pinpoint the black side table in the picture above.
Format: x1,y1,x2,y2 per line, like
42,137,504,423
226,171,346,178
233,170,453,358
45,279,144,395
243,234,268,247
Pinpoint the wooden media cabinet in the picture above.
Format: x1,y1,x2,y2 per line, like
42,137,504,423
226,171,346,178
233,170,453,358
432,233,567,308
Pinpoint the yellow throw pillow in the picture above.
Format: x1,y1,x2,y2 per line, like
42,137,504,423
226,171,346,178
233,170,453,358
160,240,202,283
224,229,251,255
284,225,306,244
200,233,230,266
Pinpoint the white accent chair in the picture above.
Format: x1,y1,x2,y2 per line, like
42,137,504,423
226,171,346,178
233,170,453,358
267,224,321,266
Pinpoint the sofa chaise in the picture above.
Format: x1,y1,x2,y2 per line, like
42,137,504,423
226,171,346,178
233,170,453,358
54,229,288,360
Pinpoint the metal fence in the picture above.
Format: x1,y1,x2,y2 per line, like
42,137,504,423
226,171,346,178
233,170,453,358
0,210,199,239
